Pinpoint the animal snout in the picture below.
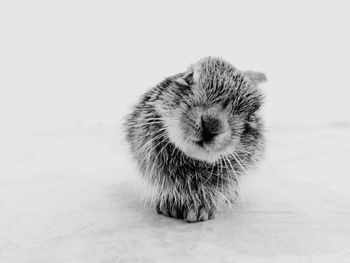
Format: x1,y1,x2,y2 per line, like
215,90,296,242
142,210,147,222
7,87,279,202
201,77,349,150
201,115,224,142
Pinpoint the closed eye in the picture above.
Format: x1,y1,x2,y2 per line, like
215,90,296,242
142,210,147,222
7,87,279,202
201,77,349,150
247,114,256,122
222,98,232,109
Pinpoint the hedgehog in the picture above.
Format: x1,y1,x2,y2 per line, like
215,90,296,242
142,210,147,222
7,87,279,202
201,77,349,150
124,57,266,223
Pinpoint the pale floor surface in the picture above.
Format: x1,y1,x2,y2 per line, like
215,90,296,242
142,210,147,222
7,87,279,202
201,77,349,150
0,124,350,263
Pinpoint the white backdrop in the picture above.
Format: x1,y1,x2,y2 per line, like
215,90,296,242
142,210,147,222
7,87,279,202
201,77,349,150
1,0,350,133
1,2,350,263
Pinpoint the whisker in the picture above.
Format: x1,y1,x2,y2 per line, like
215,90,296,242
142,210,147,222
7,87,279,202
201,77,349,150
143,136,169,174
219,155,225,211
234,149,257,162
204,158,216,184
224,155,247,216
129,121,166,127
229,151,249,175
128,119,176,128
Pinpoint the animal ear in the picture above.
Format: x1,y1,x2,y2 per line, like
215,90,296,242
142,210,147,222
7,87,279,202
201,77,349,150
175,70,194,86
243,71,267,85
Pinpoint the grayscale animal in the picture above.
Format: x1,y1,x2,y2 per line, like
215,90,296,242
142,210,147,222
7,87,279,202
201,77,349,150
125,57,266,222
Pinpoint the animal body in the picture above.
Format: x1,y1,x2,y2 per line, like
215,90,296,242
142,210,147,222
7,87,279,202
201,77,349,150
125,57,266,222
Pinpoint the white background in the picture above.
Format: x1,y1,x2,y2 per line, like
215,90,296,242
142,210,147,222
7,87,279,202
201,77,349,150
1,1,350,262
1,1,350,132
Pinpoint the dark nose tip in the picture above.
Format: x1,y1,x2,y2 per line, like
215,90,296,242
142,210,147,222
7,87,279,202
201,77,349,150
201,116,223,142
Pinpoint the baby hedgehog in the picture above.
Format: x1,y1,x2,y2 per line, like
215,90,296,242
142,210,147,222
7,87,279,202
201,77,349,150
125,57,266,223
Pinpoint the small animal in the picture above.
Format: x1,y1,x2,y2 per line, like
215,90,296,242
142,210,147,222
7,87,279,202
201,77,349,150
125,57,266,222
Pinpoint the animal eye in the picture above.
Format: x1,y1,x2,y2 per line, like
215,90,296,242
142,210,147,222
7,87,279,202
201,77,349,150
222,100,229,109
222,98,232,109
247,114,256,122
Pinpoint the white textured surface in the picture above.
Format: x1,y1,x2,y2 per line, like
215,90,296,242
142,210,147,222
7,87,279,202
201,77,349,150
1,124,350,263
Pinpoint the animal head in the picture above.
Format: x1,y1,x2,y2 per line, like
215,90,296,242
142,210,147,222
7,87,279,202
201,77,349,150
154,57,266,163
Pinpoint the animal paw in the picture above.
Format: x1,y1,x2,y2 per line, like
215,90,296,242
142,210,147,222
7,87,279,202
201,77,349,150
156,200,215,223
184,205,215,223
156,200,184,219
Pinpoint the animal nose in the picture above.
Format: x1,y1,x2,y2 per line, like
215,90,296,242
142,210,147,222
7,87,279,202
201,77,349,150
201,116,224,142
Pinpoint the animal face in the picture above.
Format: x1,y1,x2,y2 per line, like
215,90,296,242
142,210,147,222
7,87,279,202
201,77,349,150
155,57,265,163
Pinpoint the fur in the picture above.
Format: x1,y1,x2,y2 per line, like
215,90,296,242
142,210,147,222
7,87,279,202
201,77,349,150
124,57,266,222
